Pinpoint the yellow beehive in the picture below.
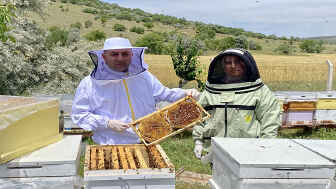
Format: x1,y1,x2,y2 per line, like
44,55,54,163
316,99,336,110
0,95,63,164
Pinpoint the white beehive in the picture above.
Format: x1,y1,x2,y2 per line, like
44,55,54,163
84,144,175,189
285,91,317,127
0,135,82,189
210,137,336,189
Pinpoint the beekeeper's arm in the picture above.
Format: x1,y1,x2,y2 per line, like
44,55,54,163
192,91,211,158
71,77,128,132
147,72,200,102
255,86,281,138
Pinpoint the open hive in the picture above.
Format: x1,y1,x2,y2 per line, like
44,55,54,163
84,144,175,189
86,144,172,171
131,96,210,146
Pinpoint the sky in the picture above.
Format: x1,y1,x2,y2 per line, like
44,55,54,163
101,0,336,38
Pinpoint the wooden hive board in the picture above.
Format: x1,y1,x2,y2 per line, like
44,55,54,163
130,96,210,146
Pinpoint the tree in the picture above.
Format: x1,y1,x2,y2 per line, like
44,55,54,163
135,32,166,54
170,35,204,89
299,40,324,53
234,35,248,49
0,3,16,42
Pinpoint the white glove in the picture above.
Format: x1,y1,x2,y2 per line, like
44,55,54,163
194,140,204,159
185,88,200,100
107,120,129,132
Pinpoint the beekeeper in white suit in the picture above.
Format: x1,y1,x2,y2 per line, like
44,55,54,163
72,37,200,145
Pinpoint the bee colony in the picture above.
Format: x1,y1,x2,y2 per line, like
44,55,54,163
84,144,175,189
0,95,62,164
131,96,210,145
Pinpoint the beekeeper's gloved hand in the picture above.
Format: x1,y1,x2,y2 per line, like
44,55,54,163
107,120,129,132
185,88,200,100
194,140,203,159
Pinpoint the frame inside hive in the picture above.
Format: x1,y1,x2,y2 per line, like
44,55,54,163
85,144,172,171
131,96,210,146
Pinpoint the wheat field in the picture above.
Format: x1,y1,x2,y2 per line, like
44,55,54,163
145,54,336,91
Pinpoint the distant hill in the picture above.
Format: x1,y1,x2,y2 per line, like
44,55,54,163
27,0,336,54
305,36,336,44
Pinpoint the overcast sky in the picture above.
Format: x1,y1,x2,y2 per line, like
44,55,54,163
102,0,336,38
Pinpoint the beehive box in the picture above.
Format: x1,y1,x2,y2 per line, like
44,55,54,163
84,144,175,189
0,95,63,164
284,92,317,127
0,135,82,189
315,91,336,126
130,96,210,146
210,137,336,189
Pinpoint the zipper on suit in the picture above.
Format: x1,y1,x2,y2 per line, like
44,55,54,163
224,102,228,137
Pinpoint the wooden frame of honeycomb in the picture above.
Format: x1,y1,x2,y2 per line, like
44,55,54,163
84,144,173,171
130,96,210,146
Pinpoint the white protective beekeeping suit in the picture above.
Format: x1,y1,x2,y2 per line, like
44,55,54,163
71,38,188,145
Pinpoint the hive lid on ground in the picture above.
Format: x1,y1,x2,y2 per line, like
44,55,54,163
212,137,336,179
0,135,82,178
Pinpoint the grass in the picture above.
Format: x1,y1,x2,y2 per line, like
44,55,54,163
161,131,212,175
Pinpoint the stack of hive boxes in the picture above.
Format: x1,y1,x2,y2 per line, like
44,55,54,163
0,95,82,188
275,91,336,128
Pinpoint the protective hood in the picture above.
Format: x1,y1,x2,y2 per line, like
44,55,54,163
207,48,260,84
88,48,148,80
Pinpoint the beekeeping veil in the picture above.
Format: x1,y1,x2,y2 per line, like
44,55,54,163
207,48,261,84
88,37,148,80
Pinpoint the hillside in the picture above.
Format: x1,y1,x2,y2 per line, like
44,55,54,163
306,36,336,44
27,0,336,55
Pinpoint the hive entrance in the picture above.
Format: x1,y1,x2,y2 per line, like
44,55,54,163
89,145,168,170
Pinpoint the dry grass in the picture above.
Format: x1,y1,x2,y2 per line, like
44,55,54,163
145,53,336,91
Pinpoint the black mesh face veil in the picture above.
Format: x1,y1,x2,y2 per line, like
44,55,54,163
207,49,261,84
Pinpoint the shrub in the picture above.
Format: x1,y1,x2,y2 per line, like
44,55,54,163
113,23,126,31
84,20,93,28
84,30,106,41
70,22,82,30
45,26,69,49
83,8,98,14
248,40,262,50
61,0,67,3
135,32,166,54
234,35,248,49
115,12,133,21
274,43,291,54
130,26,144,34
299,40,324,53
143,22,154,29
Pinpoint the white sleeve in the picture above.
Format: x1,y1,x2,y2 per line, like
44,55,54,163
147,72,186,103
71,77,110,131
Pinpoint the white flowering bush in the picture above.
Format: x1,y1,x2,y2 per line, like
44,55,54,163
0,0,98,95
